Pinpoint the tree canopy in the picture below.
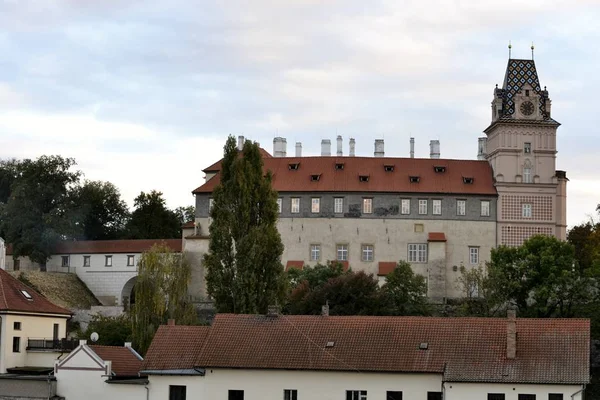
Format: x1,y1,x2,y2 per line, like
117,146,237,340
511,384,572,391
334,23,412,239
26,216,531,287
125,191,181,239
204,136,286,314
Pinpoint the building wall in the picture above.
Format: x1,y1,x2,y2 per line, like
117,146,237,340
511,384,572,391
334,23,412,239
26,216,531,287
0,238,5,271
148,375,205,400
56,368,146,400
0,313,68,373
445,382,583,400
183,236,210,301
0,377,57,399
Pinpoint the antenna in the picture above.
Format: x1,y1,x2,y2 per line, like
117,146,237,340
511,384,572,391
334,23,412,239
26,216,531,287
508,40,512,59
531,42,535,60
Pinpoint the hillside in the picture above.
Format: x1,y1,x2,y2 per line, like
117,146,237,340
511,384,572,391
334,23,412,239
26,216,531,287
10,271,101,310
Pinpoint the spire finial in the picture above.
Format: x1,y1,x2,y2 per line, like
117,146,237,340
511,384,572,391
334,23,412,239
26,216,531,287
531,42,535,60
508,40,512,59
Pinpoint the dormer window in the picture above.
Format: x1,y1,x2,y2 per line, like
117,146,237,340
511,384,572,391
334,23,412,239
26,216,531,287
20,290,33,300
359,175,369,182
409,176,420,183
288,163,299,170
310,174,321,182
384,165,395,172
434,166,446,173
335,163,344,170
463,177,474,184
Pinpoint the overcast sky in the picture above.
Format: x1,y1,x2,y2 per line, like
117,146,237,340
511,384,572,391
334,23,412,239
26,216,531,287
0,0,598,227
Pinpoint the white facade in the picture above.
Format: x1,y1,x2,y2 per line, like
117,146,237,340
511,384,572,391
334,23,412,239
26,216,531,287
0,237,5,270
445,382,584,400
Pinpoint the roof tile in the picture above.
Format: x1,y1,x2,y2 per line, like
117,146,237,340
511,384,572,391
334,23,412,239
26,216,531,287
89,345,142,377
0,269,71,315
141,325,211,371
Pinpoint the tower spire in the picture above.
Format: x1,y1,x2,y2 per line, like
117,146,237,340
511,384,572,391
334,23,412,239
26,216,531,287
508,40,512,59
531,42,535,60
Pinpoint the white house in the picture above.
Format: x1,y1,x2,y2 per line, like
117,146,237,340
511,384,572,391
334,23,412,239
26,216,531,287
0,237,6,271
55,340,146,399
140,311,589,400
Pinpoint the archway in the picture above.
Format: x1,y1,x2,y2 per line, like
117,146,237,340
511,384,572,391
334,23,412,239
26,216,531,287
120,276,137,310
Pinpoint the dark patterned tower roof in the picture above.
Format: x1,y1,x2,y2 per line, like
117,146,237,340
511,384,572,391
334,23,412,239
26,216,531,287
495,59,551,120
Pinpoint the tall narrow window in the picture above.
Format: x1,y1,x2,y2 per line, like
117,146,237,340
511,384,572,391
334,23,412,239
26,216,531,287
310,244,321,261
457,200,466,216
361,245,374,262
61,256,70,267
522,203,532,218
337,244,348,261
346,391,367,400
524,142,531,153
469,247,479,265
418,199,428,215
291,198,300,214
208,198,214,213
401,199,410,215
12,337,20,353
284,389,298,400
523,167,532,183
311,198,320,213
228,390,244,400
169,385,186,400
408,244,428,263
432,199,441,215
53,323,59,341
14,259,20,271
277,198,282,213
334,197,344,214
481,200,490,216
83,256,91,267
105,255,112,267
127,255,135,267
363,198,373,214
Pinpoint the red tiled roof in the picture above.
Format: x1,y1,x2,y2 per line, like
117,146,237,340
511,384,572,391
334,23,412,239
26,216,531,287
180,314,588,384
141,325,211,371
428,232,447,242
7,239,182,256
378,262,397,276
285,261,304,271
0,269,71,315
89,345,142,377
182,221,195,229
203,148,273,172
193,157,496,195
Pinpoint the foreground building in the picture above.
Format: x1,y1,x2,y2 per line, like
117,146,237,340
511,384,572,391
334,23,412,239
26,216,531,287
141,312,589,400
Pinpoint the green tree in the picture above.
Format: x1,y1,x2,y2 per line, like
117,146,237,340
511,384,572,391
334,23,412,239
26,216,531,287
0,158,19,205
204,136,285,314
381,261,429,315
174,205,195,225
0,156,80,268
131,243,197,355
71,180,130,240
83,314,132,346
125,191,180,239
286,262,345,289
568,221,600,272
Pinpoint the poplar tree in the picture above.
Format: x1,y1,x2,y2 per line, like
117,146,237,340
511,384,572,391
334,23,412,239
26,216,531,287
204,136,285,314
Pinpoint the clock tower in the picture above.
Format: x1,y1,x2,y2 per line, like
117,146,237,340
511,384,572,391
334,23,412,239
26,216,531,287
483,57,567,246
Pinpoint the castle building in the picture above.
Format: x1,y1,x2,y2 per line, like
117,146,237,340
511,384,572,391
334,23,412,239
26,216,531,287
186,56,568,301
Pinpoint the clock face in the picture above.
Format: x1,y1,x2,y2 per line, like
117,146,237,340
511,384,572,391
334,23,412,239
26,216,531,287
520,101,535,116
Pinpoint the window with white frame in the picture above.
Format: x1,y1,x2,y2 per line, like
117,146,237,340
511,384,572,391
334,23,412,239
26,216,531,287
522,203,532,218
401,199,410,215
481,200,490,216
311,198,320,213
361,245,374,262
337,244,348,261
469,247,479,264
284,390,298,400
418,199,428,215
334,197,344,214
432,199,442,215
346,390,367,400
61,256,69,267
291,198,300,213
83,256,91,267
524,142,531,154
310,244,321,261
523,167,532,183
277,198,282,213
105,255,112,267
408,244,428,263
208,198,214,213
457,200,466,216
127,255,135,267
363,198,373,214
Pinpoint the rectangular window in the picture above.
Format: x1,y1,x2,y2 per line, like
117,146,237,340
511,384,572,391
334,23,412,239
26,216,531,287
408,244,428,263
518,395,536,400
418,199,428,215
386,391,402,400
432,199,441,215
208,198,214,213
337,244,348,261
362,198,373,214
12,337,20,353
105,255,112,267
427,392,442,400
14,259,20,271
523,167,532,183
481,200,490,216
548,395,563,400
284,389,298,400
127,255,135,267
457,199,466,216
311,198,320,213
488,395,505,400
524,142,531,153
310,244,321,261
13,322,21,331
61,256,69,267
83,256,91,267
346,391,367,400
291,198,300,214
169,385,186,400
53,323,59,341
277,198,282,213
334,197,344,214
522,203,532,218
361,245,374,262
228,390,244,400
469,247,479,265
401,199,410,215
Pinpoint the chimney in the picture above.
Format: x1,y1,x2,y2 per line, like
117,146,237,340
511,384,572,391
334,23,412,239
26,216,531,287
267,305,280,317
237,136,245,151
349,138,356,157
321,303,329,317
295,142,302,157
429,140,440,159
506,309,517,359
374,139,385,157
410,137,415,158
168,319,175,326
477,137,487,160
273,137,287,157
336,135,343,156
79,339,87,346
321,139,331,156
124,342,132,348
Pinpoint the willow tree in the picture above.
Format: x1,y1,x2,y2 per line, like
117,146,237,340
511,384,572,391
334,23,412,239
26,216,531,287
204,136,286,314
131,243,197,355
